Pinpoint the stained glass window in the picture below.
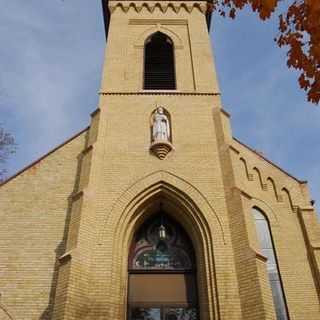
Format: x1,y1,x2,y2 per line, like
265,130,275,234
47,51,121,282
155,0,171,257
130,214,195,271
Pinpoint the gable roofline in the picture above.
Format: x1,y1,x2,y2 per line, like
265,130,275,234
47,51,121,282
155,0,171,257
0,127,89,188
233,136,307,184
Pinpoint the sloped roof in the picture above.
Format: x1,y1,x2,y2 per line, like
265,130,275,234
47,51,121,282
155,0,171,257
0,127,89,187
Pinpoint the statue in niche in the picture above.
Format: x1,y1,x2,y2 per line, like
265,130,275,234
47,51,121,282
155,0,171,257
152,107,170,142
150,106,173,160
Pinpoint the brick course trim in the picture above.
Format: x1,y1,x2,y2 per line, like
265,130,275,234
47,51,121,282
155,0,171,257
99,91,220,96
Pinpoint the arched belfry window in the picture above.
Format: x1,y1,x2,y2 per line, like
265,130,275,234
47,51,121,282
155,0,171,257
144,32,176,90
252,208,289,320
128,213,198,320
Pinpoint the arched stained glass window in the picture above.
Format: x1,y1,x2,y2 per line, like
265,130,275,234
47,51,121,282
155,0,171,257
129,214,195,270
128,213,198,320
252,207,289,320
144,32,176,90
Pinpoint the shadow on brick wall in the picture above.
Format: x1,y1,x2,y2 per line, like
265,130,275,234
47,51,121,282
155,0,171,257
39,132,88,320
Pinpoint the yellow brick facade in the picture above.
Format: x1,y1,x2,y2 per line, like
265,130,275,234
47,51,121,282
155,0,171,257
0,1,319,320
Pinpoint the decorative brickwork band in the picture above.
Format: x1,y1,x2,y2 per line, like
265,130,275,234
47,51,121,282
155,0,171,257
108,1,208,14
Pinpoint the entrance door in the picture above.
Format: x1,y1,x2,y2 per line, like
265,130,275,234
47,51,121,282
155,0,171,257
128,214,199,320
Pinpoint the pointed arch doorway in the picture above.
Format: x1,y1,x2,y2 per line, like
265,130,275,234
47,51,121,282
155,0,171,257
128,210,199,320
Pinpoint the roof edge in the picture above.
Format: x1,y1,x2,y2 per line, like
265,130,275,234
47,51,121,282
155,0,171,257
232,136,307,184
0,127,89,188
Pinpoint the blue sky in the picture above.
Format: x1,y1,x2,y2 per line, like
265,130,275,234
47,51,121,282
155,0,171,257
0,1,319,212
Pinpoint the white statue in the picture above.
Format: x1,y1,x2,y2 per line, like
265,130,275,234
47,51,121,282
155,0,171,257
152,107,170,142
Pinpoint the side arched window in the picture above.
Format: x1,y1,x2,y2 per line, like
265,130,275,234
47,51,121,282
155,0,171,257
144,32,176,90
252,207,289,320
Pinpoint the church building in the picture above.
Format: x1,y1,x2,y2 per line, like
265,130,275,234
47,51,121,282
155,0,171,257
1,1,320,319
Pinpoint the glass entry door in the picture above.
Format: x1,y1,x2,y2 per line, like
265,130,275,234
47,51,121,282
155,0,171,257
130,306,197,320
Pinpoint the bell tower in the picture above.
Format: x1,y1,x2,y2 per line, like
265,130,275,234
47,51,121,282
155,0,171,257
51,1,242,319
101,0,219,93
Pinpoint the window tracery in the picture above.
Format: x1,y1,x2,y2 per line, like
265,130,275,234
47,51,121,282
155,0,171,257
128,213,198,320
130,214,195,271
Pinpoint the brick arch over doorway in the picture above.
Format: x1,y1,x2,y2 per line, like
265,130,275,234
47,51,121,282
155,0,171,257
91,170,226,320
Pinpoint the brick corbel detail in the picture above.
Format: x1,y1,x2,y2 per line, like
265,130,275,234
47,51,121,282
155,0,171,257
108,1,208,14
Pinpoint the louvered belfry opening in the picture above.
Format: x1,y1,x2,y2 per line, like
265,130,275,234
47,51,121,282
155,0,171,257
144,32,176,90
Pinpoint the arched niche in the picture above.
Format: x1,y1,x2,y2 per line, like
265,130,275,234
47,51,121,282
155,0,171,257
239,157,253,181
150,107,172,144
266,177,279,201
252,167,265,190
149,107,174,159
281,187,294,212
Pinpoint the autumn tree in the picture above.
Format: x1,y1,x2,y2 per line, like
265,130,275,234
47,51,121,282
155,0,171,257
0,125,15,182
211,0,320,104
